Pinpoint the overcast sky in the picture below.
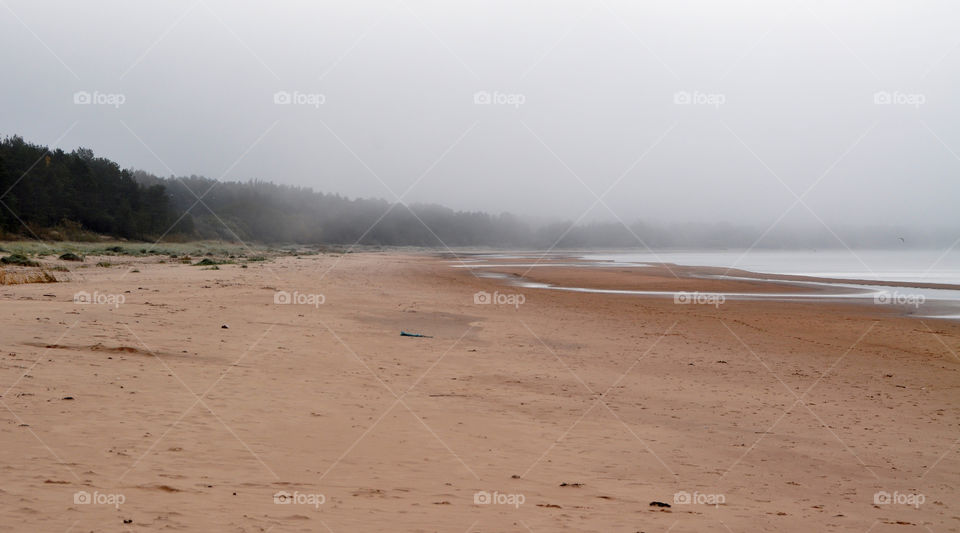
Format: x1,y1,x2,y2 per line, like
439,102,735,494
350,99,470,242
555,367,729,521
1,0,958,230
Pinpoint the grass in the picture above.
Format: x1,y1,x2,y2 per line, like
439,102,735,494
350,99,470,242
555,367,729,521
0,240,268,258
1,254,39,267
194,257,239,266
0,240,330,272
0,269,57,285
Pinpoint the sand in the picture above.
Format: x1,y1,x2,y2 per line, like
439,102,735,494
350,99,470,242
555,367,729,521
0,252,958,532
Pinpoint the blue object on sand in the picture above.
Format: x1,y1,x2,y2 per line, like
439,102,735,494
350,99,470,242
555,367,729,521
400,331,432,338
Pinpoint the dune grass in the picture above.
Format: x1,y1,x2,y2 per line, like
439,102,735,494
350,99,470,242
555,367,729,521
0,269,57,285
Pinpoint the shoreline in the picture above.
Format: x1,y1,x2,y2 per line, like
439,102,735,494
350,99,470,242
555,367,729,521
452,254,960,321
448,251,960,290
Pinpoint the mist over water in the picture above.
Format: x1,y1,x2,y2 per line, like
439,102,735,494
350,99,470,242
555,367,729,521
584,249,960,284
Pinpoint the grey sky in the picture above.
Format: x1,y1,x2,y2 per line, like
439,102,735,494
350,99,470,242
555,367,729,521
1,0,958,230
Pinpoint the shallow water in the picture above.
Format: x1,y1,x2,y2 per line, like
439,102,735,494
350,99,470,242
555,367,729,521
582,249,960,285
456,249,960,320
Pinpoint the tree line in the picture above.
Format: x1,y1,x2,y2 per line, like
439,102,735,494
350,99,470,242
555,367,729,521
0,136,183,239
0,135,536,246
0,135,945,249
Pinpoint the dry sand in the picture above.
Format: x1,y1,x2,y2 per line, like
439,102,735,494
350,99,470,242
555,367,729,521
0,252,958,532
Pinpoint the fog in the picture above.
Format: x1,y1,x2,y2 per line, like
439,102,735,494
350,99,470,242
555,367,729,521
2,0,958,238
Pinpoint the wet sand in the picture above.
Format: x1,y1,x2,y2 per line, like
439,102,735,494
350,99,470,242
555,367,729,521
1,252,958,532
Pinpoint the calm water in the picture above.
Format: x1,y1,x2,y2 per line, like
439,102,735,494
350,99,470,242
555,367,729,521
582,249,960,285
456,249,960,319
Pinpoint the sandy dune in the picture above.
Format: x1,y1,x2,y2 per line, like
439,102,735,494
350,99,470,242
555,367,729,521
0,252,958,532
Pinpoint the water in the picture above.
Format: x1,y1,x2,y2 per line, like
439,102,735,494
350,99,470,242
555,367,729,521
582,249,960,285
456,249,960,320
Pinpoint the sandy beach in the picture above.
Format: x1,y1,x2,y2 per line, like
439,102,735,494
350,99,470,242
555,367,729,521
1,251,958,532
